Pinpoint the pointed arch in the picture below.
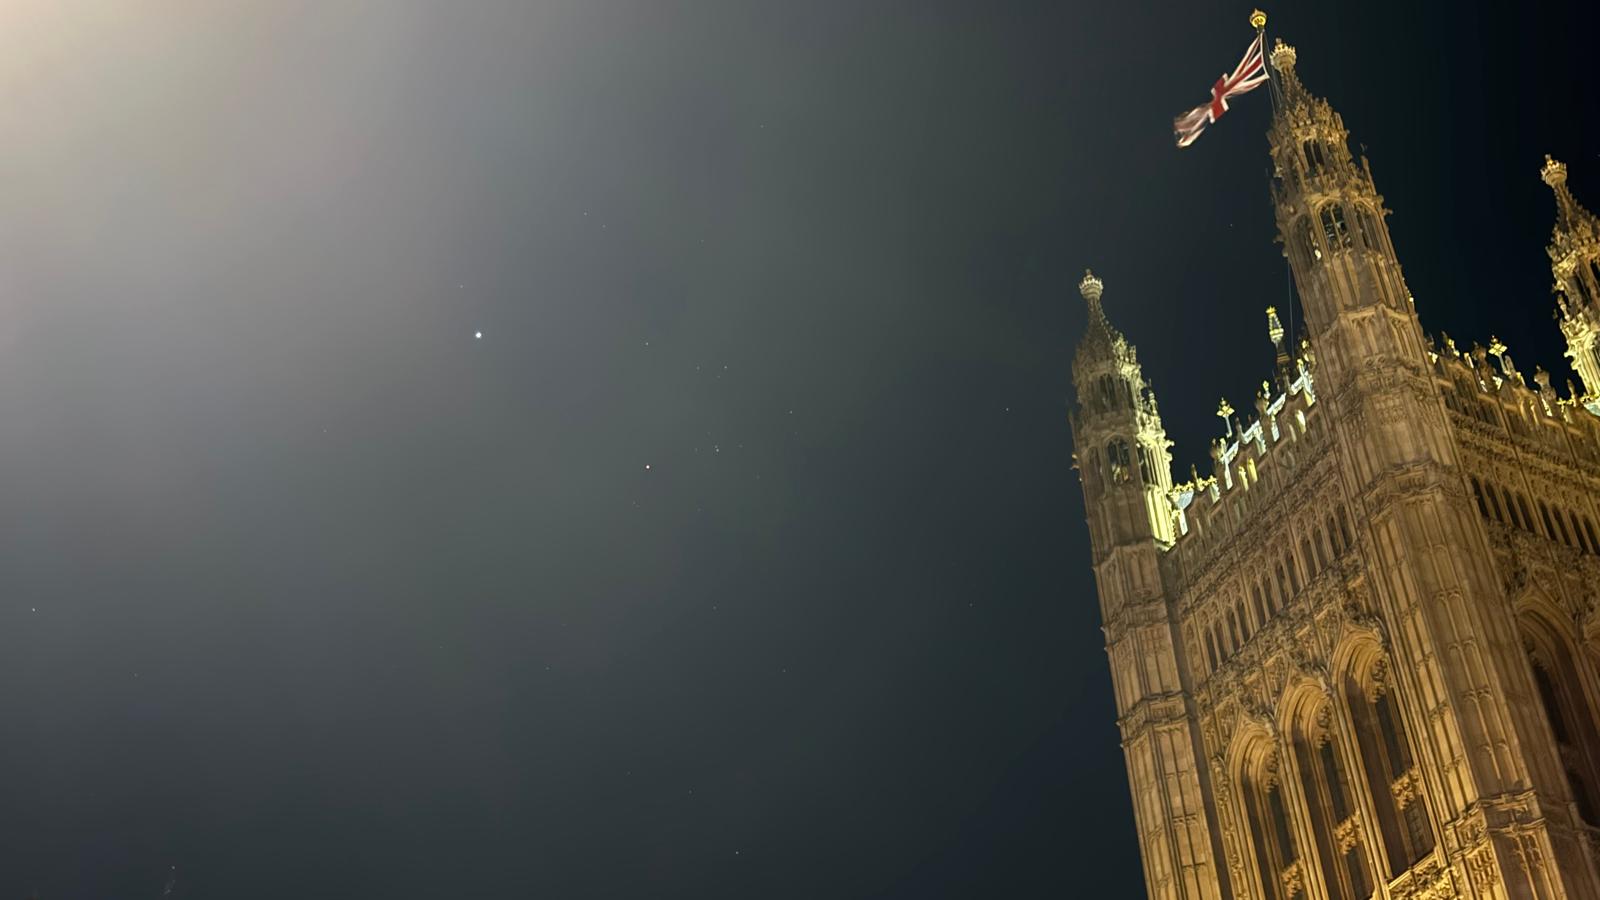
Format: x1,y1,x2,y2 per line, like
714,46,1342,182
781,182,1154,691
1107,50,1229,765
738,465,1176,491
1336,646,1435,877
1281,686,1374,900
1229,728,1300,900
1106,438,1132,484
1517,603,1600,827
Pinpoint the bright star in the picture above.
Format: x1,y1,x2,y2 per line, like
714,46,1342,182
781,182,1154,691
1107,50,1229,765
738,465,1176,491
474,331,483,340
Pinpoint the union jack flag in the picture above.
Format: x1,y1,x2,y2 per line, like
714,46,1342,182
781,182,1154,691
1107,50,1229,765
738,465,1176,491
1173,32,1270,148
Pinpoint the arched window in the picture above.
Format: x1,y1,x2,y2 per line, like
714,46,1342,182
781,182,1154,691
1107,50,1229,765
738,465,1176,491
1215,622,1229,659
1097,375,1118,411
1241,750,1299,900
1327,515,1344,557
1470,477,1491,519
1320,205,1352,250
1228,607,1244,649
1286,552,1302,595
1137,444,1155,485
1206,630,1220,672
1106,439,1132,484
1276,563,1291,605
1539,499,1557,541
1336,506,1353,551
1313,527,1329,571
1573,510,1596,554
1553,506,1573,547
1356,204,1385,255
1253,582,1270,625
1303,140,1327,171
1292,703,1374,900
1303,219,1322,264
1343,661,1434,876
1523,615,1600,828
1301,538,1317,579
1516,493,1535,533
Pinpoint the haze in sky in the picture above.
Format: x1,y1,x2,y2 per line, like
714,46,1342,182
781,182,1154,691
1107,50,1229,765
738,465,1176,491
0,2,1593,896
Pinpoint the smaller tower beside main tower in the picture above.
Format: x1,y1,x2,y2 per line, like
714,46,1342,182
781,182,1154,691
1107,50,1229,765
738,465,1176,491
1071,270,1175,554
1070,272,1226,900
1545,156,1600,404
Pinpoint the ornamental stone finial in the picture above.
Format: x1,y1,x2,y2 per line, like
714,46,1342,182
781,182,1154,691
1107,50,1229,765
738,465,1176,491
1079,269,1104,303
1542,154,1568,189
1270,40,1297,72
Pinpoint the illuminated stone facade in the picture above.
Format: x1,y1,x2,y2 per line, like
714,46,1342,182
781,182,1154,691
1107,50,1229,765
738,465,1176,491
1071,41,1600,900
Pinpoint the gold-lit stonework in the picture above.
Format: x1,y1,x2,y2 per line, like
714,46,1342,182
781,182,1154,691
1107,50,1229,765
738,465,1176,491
1071,39,1600,900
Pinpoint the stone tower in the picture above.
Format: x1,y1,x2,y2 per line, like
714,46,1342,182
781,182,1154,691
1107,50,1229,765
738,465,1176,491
1070,270,1222,900
1072,37,1600,900
1547,156,1600,405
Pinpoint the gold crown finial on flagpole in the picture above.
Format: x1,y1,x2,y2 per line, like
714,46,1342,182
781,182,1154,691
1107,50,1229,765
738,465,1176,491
1249,9,1267,30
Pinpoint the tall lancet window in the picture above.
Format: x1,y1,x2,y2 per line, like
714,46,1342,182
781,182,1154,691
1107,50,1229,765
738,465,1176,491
1343,660,1435,877
1301,220,1322,263
1320,205,1352,250
1136,444,1155,484
1106,439,1132,484
1302,140,1327,172
1292,702,1373,900
1521,613,1600,828
1241,749,1301,900
1356,205,1384,254
1096,375,1121,412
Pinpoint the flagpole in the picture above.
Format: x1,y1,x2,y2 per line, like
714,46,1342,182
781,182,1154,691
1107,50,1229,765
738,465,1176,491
1250,8,1300,375
1252,10,1275,115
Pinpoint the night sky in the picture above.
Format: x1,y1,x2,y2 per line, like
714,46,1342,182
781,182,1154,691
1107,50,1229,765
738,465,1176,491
0,2,1595,897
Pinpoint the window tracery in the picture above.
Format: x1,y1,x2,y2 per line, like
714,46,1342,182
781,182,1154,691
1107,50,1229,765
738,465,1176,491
1342,660,1434,876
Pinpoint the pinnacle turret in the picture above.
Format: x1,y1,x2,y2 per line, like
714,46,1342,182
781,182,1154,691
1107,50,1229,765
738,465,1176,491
1265,40,1419,383
1545,157,1600,400
1268,40,1305,106
1068,269,1175,546
1544,156,1600,266
1072,269,1132,375
1266,306,1293,388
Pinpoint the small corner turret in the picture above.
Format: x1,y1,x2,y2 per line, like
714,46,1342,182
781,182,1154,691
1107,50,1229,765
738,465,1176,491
1069,270,1176,556
1544,156,1600,407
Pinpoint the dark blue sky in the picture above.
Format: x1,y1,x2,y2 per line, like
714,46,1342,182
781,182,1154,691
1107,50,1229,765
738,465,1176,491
0,2,1593,897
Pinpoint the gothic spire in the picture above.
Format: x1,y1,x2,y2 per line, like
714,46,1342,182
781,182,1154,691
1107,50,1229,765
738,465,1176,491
1068,269,1175,546
1266,306,1293,388
1542,155,1597,238
1544,157,1600,402
1075,269,1120,363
